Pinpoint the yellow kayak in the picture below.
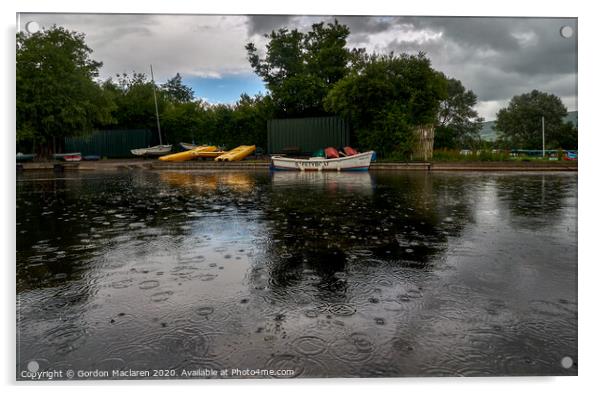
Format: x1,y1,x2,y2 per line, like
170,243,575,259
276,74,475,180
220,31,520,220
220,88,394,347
159,145,218,162
215,145,256,162
194,150,227,159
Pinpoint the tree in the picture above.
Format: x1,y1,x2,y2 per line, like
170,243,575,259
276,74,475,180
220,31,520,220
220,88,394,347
245,20,353,117
16,26,115,153
549,121,578,150
161,101,204,145
162,73,194,103
435,77,483,149
104,72,166,133
231,93,274,149
494,90,568,149
324,52,447,158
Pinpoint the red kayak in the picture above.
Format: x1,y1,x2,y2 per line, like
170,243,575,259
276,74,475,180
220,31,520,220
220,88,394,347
324,147,339,159
53,153,82,162
343,146,358,156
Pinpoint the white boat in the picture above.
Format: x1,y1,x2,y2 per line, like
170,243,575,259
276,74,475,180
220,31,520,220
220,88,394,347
180,142,197,150
53,152,82,162
131,145,172,157
131,65,172,158
270,151,375,171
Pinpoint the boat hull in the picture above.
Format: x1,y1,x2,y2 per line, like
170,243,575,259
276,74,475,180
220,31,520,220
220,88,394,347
53,153,82,162
270,151,374,171
131,145,172,157
180,142,197,150
16,153,35,162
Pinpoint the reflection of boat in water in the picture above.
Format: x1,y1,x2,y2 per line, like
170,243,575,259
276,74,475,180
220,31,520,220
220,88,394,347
271,150,374,171
159,171,255,193
270,171,374,194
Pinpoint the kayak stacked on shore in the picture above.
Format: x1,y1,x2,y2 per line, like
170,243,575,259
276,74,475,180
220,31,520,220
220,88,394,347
159,145,221,162
215,145,256,162
270,146,375,171
158,144,256,162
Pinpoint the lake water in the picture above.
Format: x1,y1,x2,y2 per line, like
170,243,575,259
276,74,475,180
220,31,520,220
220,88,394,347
16,170,577,378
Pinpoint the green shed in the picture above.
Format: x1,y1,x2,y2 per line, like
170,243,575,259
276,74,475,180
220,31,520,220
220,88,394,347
267,117,350,154
64,129,153,158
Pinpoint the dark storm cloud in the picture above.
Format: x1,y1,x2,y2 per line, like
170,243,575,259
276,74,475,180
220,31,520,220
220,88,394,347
344,16,577,118
411,17,577,76
246,15,295,36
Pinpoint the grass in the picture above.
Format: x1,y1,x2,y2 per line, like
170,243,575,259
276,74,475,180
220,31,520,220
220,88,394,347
430,149,511,162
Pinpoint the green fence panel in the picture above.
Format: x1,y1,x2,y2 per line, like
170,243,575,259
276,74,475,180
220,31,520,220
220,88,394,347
267,117,350,154
65,129,153,158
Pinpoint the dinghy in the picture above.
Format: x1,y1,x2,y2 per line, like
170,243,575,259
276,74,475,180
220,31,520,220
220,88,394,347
180,142,197,150
131,145,172,157
53,152,82,162
16,153,35,162
271,150,374,171
131,65,172,158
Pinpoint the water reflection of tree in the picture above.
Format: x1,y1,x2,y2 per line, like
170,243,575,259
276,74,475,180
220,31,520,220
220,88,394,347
495,174,576,229
254,172,475,299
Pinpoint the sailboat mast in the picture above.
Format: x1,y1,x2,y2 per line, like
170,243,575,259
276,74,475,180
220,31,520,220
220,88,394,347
150,65,163,145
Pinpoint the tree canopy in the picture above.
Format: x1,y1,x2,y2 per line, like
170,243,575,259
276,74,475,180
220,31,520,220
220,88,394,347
324,52,447,157
435,77,483,149
162,73,194,104
16,27,115,152
494,90,571,149
103,72,274,149
102,72,165,131
245,20,355,117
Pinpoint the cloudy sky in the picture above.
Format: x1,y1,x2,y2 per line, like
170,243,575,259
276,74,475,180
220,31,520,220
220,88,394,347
19,13,577,120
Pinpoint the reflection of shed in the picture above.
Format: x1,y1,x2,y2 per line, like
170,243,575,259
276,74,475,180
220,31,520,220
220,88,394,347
267,117,350,154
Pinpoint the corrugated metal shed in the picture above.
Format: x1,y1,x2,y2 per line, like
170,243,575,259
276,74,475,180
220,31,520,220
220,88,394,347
267,117,350,154
65,129,153,158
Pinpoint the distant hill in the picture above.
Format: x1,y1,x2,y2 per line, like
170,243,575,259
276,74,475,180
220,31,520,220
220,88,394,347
565,110,578,127
480,120,497,142
479,110,578,142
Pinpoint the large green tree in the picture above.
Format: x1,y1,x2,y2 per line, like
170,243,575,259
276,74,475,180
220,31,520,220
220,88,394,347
435,77,483,149
324,52,447,158
16,27,115,153
245,20,354,117
494,90,569,149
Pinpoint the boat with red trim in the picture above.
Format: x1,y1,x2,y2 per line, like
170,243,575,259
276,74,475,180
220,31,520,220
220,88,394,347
270,149,374,171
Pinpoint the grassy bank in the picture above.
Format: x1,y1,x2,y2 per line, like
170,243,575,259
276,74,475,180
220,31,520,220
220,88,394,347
431,149,510,162
379,149,576,163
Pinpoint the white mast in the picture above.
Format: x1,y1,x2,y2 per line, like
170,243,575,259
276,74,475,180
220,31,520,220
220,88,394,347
150,65,163,145
542,116,545,158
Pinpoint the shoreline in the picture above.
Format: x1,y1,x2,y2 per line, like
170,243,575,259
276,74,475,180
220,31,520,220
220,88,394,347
16,159,578,172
